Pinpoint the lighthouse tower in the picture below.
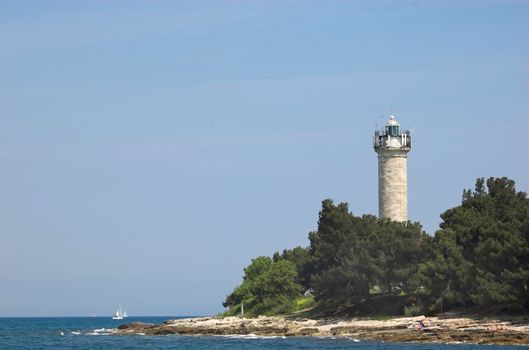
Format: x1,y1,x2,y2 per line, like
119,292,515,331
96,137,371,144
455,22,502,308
373,115,412,221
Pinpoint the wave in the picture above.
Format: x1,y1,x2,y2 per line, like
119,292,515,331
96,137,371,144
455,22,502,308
221,334,287,340
86,328,115,336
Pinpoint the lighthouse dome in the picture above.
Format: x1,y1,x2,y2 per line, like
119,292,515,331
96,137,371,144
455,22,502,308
385,115,400,136
386,115,400,126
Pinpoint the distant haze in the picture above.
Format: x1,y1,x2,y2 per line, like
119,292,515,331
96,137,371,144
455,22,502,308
0,0,527,317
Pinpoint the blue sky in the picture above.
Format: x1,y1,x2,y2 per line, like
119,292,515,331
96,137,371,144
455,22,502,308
0,0,527,316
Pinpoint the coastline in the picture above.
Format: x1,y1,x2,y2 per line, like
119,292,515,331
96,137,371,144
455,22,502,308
114,313,529,345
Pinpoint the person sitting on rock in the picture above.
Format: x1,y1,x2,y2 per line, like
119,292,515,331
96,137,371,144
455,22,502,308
487,326,503,333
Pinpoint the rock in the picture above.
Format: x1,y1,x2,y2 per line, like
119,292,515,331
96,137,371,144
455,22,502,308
111,315,529,345
292,327,319,336
117,322,154,331
147,326,180,335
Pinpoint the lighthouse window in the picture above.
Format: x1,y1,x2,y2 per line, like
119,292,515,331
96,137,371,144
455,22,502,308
387,125,399,136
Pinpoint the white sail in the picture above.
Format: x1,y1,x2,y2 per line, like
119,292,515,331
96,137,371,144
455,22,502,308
112,303,125,319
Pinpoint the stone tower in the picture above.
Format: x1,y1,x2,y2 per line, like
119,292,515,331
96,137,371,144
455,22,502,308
373,115,412,221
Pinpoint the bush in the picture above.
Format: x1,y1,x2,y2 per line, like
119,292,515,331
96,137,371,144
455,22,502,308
294,295,315,312
404,304,423,317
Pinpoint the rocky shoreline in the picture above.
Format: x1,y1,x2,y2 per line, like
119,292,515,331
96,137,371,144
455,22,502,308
113,313,529,345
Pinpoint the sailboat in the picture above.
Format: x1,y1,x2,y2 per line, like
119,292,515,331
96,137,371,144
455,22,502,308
112,303,128,320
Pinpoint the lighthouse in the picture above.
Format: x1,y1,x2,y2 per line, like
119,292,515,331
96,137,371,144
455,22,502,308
373,115,412,221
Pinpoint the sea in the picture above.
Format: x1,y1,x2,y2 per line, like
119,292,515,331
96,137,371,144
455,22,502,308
0,316,526,350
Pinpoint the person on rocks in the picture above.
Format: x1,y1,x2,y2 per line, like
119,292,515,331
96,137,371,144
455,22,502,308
416,320,426,331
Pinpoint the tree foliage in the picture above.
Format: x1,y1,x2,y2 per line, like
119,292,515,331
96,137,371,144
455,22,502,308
223,177,529,316
308,200,429,308
223,256,303,316
273,246,312,291
423,177,529,310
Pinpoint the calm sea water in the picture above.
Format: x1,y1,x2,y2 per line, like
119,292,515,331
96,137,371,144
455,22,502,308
0,316,525,350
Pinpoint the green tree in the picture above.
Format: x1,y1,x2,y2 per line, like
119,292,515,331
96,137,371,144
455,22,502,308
308,200,376,306
243,256,273,282
308,199,358,275
418,228,473,309
223,256,303,315
256,260,301,300
311,249,374,307
273,246,312,290
224,177,529,316
371,220,430,295
430,177,529,309
308,199,429,307
223,256,273,309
